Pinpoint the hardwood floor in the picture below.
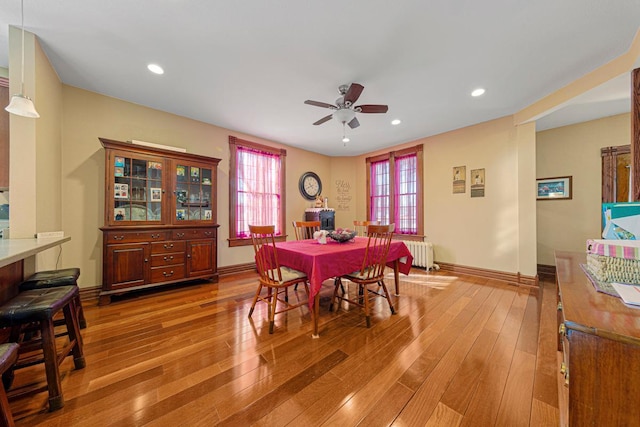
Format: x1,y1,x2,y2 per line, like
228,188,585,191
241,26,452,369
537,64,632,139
8,268,559,426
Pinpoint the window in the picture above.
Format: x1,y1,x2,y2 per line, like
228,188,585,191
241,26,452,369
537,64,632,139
229,136,286,246
366,145,423,236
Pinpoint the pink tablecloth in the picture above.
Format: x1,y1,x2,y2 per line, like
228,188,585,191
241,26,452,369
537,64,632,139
275,237,413,306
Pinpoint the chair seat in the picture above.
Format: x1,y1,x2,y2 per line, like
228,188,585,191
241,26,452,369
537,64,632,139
0,286,78,323
0,344,18,374
344,267,377,281
267,266,307,284
20,268,80,291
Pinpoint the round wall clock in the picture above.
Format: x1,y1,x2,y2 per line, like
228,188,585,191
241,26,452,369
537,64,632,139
299,171,322,201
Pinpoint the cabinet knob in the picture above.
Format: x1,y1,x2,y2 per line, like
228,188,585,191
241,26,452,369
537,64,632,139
151,234,161,239
164,256,174,261
113,235,125,241
144,258,149,263
163,270,174,277
205,231,212,236
177,232,185,238
164,243,174,249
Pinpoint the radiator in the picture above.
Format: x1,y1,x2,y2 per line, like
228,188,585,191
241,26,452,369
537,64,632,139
401,240,437,270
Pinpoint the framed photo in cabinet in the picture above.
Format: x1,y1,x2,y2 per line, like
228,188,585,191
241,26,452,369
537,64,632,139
150,187,162,202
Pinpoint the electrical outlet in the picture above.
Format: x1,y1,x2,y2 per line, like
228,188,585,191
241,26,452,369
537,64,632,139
36,231,64,239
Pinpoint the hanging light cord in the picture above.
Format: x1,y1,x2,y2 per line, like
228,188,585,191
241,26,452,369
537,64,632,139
19,0,25,94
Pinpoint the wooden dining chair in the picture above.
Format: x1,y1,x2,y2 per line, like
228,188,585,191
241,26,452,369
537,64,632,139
331,223,396,327
292,220,321,240
248,225,310,333
353,220,379,237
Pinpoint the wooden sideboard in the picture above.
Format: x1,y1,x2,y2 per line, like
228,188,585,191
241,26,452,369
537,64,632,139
99,138,220,304
555,251,640,426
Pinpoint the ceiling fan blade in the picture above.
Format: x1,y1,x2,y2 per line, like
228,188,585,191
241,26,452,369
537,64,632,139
348,117,360,129
313,114,333,125
356,104,389,114
304,100,336,109
344,83,364,105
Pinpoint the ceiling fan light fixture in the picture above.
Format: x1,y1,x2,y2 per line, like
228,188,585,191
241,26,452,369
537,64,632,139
5,0,39,119
333,108,356,124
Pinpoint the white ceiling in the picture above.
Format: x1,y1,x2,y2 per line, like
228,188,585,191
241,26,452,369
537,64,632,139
1,1,639,156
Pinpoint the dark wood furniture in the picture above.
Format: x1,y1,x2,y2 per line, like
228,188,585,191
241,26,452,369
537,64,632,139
0,286,85,411
99,138,220,305
304,209,335,231
555,251,640,426
0,343,18,426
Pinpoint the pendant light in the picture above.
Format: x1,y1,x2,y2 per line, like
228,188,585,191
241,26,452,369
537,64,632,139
5,0,39,118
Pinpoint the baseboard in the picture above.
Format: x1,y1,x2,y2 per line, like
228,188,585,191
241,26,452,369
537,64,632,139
538,264,556,283
79,286,101,302
218,262,256,276
436,261,539,288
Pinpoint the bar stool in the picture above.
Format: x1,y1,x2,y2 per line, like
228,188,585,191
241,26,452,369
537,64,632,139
19,268,87,329
0,343,18,427
0,286,85,411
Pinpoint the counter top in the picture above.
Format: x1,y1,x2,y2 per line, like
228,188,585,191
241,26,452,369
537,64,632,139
0,236,71,268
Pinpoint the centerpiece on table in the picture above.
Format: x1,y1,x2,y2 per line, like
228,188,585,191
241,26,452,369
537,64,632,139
328,228,357,243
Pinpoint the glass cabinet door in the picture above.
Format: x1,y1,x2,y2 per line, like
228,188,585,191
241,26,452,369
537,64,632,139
174,162,214,223
112,154,163,224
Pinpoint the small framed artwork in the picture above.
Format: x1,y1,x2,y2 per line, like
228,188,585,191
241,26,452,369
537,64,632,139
536,176,572,200
176,209,186,220
150,187,162,202
114,157,125,167
453,166,466,194
204,210,212,220
470,168,485,198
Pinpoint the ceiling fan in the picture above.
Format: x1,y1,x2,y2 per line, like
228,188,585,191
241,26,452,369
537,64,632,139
304,83,388,129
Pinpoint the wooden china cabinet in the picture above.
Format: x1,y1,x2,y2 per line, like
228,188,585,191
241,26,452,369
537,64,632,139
99,138,220,305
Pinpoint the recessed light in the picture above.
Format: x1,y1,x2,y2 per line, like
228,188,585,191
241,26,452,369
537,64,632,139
342,137,350,143
391,119,402,125
147,64,164,75
471,88,485,97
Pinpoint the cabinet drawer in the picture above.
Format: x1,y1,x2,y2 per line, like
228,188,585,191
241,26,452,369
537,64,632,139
151,252,185,267
151,240,186,254
172,228,216,240
105,230,168,244
151,265,186,282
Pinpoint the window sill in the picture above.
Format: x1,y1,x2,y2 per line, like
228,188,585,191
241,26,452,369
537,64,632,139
228,235,287,247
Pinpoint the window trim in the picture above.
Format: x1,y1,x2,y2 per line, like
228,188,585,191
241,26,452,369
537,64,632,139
366,144,424,237
228,136,287,247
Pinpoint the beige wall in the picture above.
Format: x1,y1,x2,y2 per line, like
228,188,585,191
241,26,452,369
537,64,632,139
536,113,631,265
346,116,538,276
8,27,63,272
60,86,332,288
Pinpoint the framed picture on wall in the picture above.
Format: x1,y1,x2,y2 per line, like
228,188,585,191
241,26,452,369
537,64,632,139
536,176,572,200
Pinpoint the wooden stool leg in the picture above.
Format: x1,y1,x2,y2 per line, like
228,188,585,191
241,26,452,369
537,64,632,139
75,294,87,329
63,301,86,369
40,318,64,411
0,385,14,427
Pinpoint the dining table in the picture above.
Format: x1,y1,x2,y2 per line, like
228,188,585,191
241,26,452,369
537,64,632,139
274,236,413,337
